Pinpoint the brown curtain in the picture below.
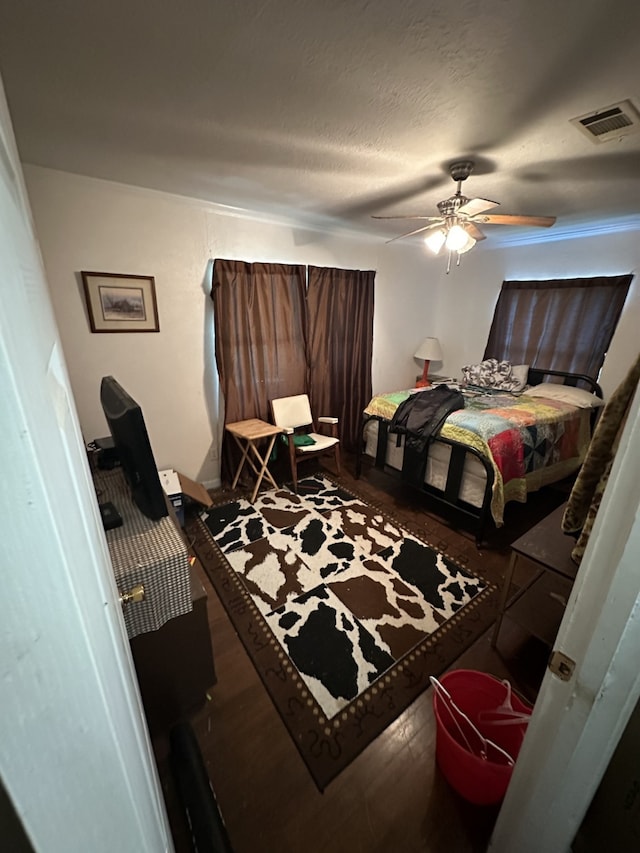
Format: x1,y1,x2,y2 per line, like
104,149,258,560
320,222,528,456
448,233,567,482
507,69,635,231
307,266,375,452
211,259,308,481
484,276,632,379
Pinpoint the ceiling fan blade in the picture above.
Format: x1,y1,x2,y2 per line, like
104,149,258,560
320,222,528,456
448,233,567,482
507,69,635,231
458,197,500,216
472,213,557,227
329,175,447,219
372,214,443,221
464,222,486,241
385,222,444,243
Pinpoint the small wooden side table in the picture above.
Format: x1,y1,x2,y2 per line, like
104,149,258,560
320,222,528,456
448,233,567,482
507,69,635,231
491,502,579,649
226,418,283,502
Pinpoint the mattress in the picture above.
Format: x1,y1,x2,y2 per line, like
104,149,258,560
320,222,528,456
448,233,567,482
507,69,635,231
363,387,593,526
363,419,487,508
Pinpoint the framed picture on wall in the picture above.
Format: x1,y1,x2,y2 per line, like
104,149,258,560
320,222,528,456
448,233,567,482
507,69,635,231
81,271,160,333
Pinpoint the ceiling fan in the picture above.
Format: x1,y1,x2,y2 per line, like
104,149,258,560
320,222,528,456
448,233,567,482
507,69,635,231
373,160,556,271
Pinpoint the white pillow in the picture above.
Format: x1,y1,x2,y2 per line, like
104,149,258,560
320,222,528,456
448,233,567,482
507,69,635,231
511,364,530,392
525,383,605,408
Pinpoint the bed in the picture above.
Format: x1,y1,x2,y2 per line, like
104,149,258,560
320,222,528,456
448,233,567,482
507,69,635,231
356,367,604,545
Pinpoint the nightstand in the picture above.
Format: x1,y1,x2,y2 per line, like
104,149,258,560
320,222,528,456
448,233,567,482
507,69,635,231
491,502,578,650
414,374,456,385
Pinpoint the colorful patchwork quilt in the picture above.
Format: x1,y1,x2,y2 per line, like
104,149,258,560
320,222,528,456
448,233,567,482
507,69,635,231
364,389,592,524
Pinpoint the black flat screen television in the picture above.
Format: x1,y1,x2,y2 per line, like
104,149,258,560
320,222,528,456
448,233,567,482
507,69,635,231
100,376,168,521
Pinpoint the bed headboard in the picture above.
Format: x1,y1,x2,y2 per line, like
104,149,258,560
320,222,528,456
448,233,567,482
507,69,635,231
527,367,603,399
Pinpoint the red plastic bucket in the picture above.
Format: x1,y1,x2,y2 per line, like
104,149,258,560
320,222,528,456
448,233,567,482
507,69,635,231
432,669,533,805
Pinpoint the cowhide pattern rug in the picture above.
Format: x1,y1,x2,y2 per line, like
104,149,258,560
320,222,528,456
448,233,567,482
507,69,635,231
202,473,486,719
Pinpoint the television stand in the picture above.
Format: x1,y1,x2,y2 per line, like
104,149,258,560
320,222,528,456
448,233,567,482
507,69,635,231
94,466,192,637
94,467,216,732
130,561,216,733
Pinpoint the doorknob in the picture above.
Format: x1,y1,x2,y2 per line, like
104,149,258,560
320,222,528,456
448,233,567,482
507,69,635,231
119,583,145,608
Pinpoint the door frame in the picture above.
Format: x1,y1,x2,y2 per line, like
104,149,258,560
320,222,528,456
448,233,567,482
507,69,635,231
490,374,640,851
0,76,173,852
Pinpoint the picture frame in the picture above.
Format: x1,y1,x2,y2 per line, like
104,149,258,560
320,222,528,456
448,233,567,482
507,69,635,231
81,271,160,333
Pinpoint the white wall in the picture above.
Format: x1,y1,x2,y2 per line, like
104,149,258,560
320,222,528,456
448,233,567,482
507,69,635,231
24,166,438,487
24,165,640,489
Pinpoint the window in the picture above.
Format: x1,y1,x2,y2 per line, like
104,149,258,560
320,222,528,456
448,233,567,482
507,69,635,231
306,266,374,451
484,275,632,379
211,260,375,481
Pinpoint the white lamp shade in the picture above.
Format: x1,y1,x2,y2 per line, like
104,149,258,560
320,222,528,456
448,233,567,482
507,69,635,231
425,229,446,254
445,223,469,252
457,230,477,254
414,337,442,361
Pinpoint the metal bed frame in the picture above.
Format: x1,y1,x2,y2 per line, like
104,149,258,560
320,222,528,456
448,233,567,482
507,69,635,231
355,368,603,546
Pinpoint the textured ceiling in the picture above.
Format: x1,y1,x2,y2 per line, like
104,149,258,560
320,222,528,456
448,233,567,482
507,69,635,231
1,0,640,243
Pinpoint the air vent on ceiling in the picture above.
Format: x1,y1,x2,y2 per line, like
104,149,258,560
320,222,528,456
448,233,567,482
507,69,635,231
570,100,640,144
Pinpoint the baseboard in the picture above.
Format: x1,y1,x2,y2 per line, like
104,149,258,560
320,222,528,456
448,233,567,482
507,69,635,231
202,477,221,491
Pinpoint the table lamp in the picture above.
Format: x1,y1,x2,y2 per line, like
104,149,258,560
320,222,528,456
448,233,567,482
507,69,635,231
414,337,442,387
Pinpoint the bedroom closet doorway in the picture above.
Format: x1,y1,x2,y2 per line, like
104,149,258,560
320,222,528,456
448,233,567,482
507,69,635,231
211,259,374,484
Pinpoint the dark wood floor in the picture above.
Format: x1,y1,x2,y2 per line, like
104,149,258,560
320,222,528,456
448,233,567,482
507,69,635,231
152,456,568,853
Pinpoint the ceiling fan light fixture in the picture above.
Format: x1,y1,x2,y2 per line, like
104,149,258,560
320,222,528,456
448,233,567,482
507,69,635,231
425,229,446,254
444,223,469,252
374,157,555,266
457,231,476,254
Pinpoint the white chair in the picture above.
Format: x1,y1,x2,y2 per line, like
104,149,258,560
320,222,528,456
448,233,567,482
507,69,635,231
270,394,340,492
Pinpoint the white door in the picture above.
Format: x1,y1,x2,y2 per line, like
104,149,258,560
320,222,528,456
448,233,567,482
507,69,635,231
0,80,173,851
490,372,640,851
